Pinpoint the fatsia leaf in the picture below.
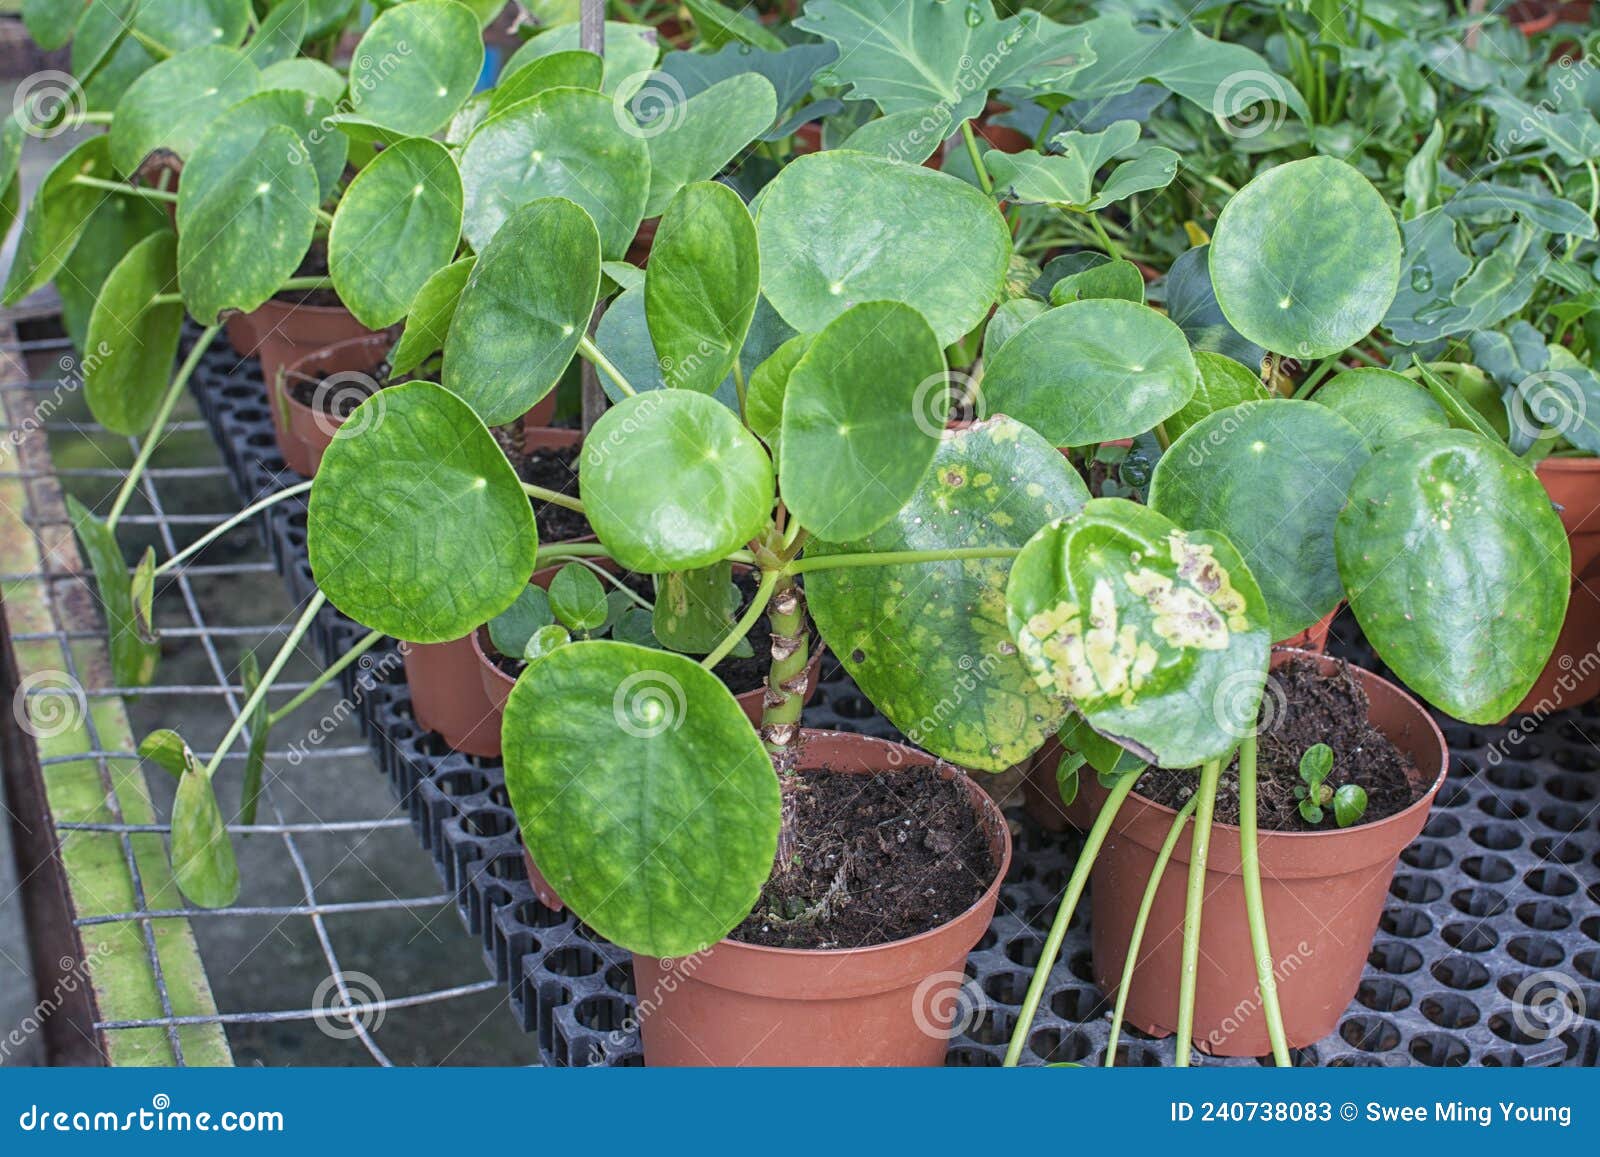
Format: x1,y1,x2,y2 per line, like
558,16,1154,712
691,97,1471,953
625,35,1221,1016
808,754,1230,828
345,0,483,136
1381,208,1471,346
307,382,538,642
1006,498,1272,768
984,121,1177,211
1445,182,1598,240
808,417,1090,770
329,137,464,330
443,197,601,426
644,182,759,397
84,231,185,436
1336,431,1568,722
503,641,778,956
1482,89,1600,165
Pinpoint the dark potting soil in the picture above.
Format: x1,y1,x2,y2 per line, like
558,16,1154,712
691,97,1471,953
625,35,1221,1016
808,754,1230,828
1134,656,1417,831
285,360,434,415
274,241,343,308
509,443,590,542
731,767,995,950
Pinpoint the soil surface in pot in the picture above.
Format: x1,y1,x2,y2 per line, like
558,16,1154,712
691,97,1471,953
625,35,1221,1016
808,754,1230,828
274,241,344,307
731,767,994,950
507,442,589,542
481,572,779,696
285,360,429,414
1134,656,1418,831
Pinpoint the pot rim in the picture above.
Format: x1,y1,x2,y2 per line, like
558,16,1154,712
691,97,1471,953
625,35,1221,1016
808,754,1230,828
687,728,1013,961
1534,454,1600,475
249,295,355,318
1113,647,1449,844
278,332,394,415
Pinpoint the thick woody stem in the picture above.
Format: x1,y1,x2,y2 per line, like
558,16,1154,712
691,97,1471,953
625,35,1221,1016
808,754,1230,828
760,572,811,870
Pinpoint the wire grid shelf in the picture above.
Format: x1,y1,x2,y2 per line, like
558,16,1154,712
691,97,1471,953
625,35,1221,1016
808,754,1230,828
0,315,522,1066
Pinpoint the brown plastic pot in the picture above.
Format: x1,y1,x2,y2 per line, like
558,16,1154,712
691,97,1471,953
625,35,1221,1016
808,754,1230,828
403,637,504,758
1508,458,1600,714
523,415,577,456
631,729,1011,1066
236,297,382,390
1536,456,1600,576
1084,649,1448,1057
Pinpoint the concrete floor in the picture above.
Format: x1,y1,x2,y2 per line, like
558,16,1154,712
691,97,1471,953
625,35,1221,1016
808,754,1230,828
1,82,539,1066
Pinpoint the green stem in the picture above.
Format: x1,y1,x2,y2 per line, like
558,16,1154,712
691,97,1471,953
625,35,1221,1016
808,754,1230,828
731,358,748,424
1003,771,1138,1066
156,481,314,575
1293,353,1344,399
521,482,584,512
533,542,612,565
205,592,326,778
1175,757,1223,1068
760,572,809,770
266,629,384,725
70,175,179,203
280,275,334,291
786,545,1018,575
565,555,652,610
150,293,184,306
1085,211,1123,261
960,120,994,197
1239,729,1292,1067
701,568,778,671
107,325,220,531
1106,793,1198,1066
577,334,635,397
76,110,114,125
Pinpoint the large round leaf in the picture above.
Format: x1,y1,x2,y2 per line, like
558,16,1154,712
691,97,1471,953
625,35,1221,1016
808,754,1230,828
85,230,185,436
643,181,759,397
176,89,346,224
329,136,463,330
307,381,538,642
780,300,946,542
345,0,482,135
581,391,774,573
442,197,600,426
1,136,114,306
757,151,1010,346
459,86,649,258
1164,350,1270,441
637,73,777,217
1210,157,1401,359
981,298,1199,446
178,124,318,324
1150,399,1370,641
1007,498,1272,768
56,185,168,347
502,641,778,957
489,49,604,115
504,20,658,93
807,417,1089,771
390,256,473,376
1335,431,1568,722
258,56,345,103
1312,367,1448,453
109,44,258,175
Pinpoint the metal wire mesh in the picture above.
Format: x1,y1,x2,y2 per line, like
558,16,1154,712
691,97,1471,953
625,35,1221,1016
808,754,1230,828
0,320,523,1066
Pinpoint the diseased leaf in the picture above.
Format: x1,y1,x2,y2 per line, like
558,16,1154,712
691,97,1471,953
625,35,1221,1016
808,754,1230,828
109,45,259,175
653,564,738,654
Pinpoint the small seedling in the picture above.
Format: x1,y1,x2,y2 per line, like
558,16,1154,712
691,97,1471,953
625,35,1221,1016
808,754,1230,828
1294,743,1368,827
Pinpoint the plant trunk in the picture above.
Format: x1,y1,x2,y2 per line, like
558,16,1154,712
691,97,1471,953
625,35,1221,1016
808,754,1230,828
760,572,811,870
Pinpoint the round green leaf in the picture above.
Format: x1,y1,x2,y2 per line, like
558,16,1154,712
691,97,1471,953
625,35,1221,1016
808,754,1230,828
259,56,345,103
177,89,347,224
745,332,812,449
56,188,168,347
1311,367,1449,453
172,760,240,909
243,0,308,68
329,136,464,330
504,20,658,93
780,300,946,542
489,584,553,656
503,641,778,956
308,381,538,642
644,181,759,397
489,49,604,116
1007,498,1272,768
178,124,318,324
85,231,185,436
442,197,600,426
757,151,1011,346
1164,351,1270,441
981,298,1199,446
109,45,258,175
1210,157,1401,359
459,86,649,259
548,564,608,633
390,256,474,376
637,73,777,217
2,136,114,306
1335,430,1569,723
807,417,1090,770
345,0,483,136
581,391,775,573
1150,399,1370,641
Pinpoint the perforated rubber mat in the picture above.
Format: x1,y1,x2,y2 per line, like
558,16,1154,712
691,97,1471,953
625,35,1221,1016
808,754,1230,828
188,339,1599,1067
